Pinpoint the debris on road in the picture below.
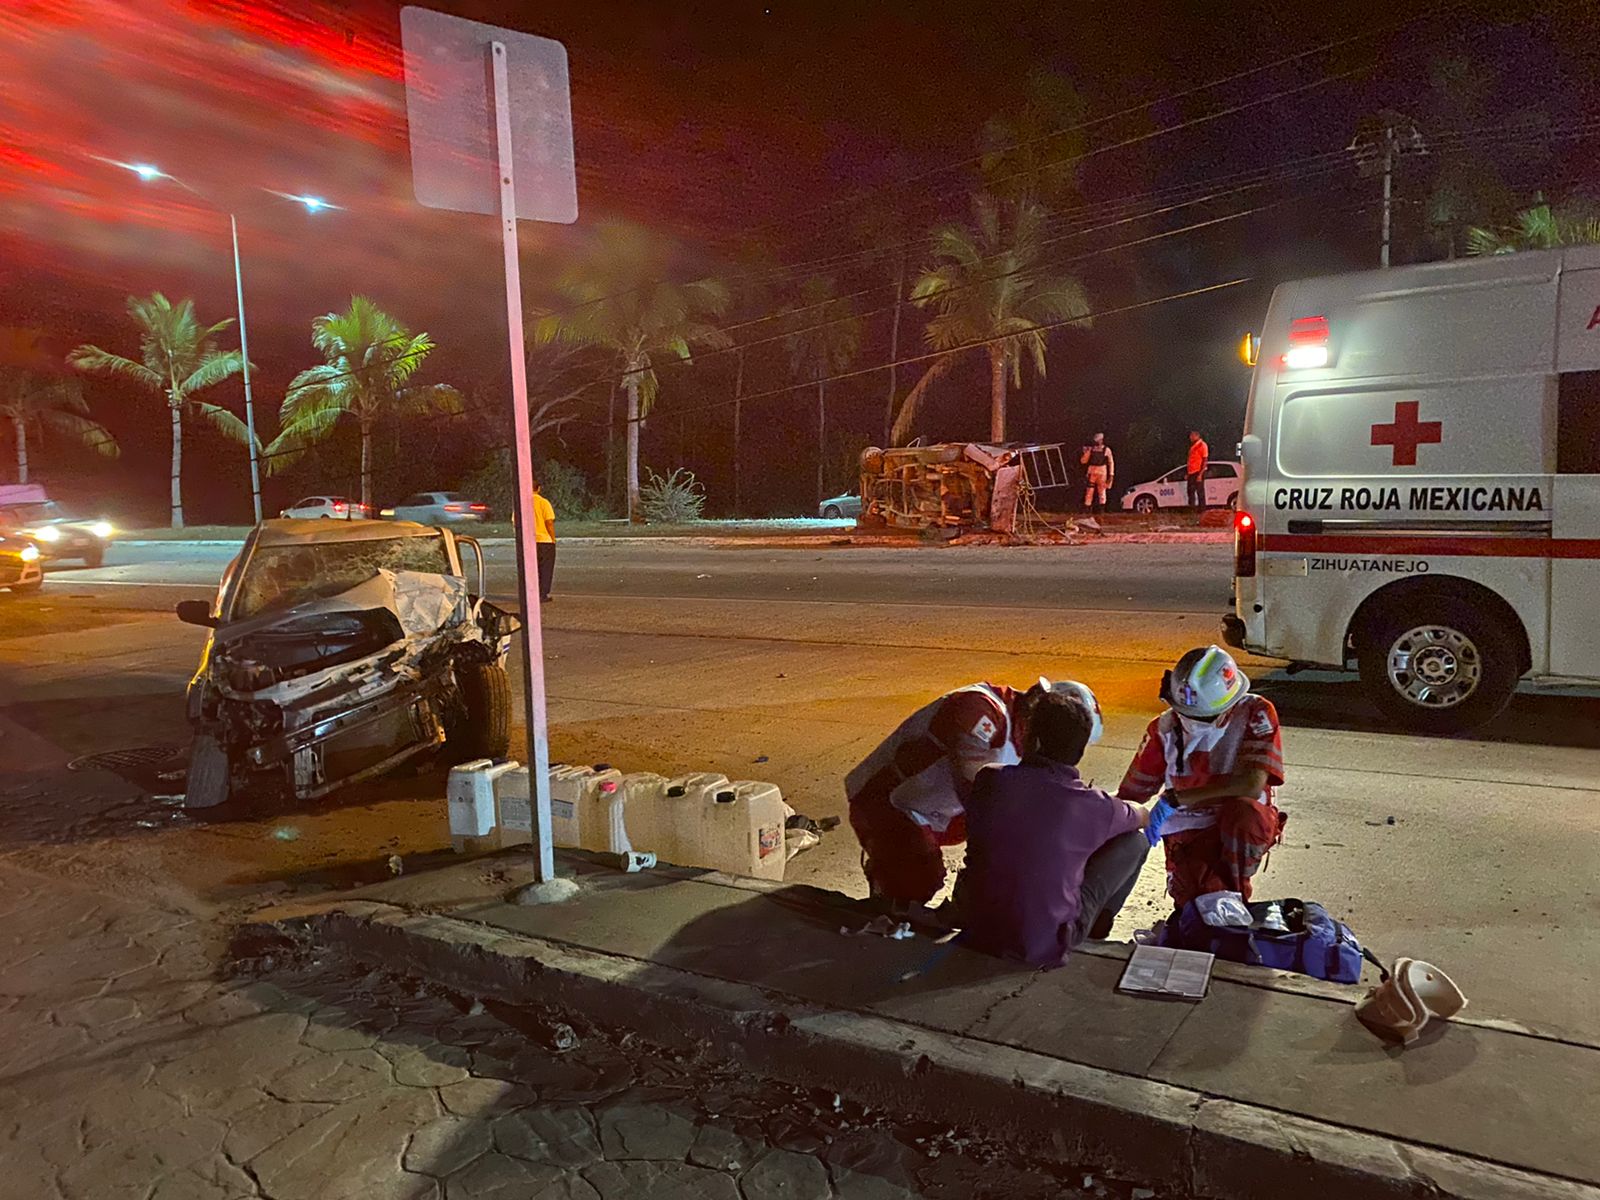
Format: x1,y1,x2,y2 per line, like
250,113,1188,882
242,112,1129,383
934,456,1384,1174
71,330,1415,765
842,915,915,940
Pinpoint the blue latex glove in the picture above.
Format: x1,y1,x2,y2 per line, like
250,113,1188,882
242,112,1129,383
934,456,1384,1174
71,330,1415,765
1145,794,1179,847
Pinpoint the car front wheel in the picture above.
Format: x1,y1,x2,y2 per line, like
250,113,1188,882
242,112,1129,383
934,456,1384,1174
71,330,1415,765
446,659,512,760
823,505,842,519
1133,495,1157,515
184,734,233,809
1357,597,1520,734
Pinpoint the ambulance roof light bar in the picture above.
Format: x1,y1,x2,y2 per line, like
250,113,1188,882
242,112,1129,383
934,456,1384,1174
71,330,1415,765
1283,315,1330,370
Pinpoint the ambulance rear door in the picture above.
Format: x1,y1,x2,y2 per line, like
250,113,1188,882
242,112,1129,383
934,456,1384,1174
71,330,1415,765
1550,251,1600,679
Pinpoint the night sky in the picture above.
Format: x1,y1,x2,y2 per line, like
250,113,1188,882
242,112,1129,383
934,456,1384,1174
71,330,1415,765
2,0,1596,521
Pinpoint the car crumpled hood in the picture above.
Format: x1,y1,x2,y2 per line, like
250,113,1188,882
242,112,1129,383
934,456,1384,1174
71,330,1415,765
211,568,479,706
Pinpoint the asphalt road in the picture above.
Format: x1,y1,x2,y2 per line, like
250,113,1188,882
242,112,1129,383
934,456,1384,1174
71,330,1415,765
46,536,1234,614
8,536,1600,1047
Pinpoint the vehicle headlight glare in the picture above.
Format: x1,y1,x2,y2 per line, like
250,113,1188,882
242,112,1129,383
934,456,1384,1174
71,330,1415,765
20,544,40,562
90,520,114,539
34,526,60,543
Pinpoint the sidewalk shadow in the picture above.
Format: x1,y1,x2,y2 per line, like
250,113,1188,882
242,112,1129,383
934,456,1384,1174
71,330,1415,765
1253,672,1600,749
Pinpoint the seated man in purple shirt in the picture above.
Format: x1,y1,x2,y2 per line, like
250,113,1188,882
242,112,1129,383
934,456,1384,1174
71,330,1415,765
954,685,1150,968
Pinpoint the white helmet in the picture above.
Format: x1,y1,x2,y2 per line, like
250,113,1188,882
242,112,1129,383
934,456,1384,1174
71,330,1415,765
1036,677,1103,745
1163,645,1249,718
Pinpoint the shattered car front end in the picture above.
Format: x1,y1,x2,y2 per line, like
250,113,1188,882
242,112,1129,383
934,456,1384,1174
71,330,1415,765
180,520,518,808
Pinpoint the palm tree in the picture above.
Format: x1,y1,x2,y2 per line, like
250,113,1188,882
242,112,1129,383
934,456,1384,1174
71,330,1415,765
534,222,730,522
68,293,249,528
979,69,1088,209
0,369,119,483
1467,196,1600,256
782,277,863,503
899,196,1091,444
266,297,462,510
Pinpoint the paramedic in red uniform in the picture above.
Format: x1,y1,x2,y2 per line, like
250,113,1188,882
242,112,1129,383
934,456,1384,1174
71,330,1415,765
847,679,1089,910
1119,646,1286,906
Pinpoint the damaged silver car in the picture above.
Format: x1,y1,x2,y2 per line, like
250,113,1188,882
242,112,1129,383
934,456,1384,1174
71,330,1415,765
176,518,518,809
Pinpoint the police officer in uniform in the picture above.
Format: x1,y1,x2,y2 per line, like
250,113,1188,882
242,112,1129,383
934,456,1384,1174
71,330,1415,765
1081,433,1115,514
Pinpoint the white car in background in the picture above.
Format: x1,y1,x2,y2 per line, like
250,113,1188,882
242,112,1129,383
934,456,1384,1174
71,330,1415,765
279,495,370,520
1121,461,1241,513
381,492,489,524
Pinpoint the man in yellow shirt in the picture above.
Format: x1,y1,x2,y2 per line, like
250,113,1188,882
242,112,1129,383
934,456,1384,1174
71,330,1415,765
532,480,556,602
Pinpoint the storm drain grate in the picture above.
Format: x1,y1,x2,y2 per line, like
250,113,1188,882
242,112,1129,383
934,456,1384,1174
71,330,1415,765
67,745,183,773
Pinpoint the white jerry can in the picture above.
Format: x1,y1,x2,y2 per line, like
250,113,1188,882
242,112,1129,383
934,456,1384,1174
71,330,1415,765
494,766,532,848
614,772,669,857
548,763,627,852
447,759,521,853
702,780,788,881
655,772,732,865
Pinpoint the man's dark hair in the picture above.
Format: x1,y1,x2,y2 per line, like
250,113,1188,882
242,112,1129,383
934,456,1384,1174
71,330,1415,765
1027,691,1095,766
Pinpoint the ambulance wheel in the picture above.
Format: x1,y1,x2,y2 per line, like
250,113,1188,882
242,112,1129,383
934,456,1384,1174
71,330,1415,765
1357,598,1518,734
447,659,511,761
1133,495,1157,515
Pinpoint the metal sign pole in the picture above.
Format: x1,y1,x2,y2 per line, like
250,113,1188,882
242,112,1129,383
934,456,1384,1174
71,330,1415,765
489,39,554,885
230,213,263,524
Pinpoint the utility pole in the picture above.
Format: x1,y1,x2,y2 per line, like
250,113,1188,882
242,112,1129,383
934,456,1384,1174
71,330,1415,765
230,215,262,523
1380,123,1395,269
1348,111,1426,268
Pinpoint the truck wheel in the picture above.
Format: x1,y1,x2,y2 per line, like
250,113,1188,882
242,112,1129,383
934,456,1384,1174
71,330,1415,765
184,734,233,809
1133,495,1157,515
448,660,511,760
1357,597,1519,735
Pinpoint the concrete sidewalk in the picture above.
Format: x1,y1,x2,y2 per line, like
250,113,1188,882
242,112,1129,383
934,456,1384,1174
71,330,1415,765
258,851,1600,1200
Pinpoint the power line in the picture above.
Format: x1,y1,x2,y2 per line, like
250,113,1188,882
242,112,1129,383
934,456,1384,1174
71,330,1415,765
636,277,1255,427
753,1,1475,246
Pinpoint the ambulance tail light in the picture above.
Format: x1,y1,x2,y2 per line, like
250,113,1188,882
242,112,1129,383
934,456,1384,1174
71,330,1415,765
1234,510,1257,578
1283,315,1330,369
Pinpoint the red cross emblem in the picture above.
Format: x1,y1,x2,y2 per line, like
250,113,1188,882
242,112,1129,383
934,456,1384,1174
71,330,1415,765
1370,400,1442,467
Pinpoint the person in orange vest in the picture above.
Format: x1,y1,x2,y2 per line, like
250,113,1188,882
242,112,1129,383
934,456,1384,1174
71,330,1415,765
1186,430,1209,510
532,479,556,602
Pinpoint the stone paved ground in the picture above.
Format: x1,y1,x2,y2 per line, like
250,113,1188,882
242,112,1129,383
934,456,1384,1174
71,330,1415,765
0,862,1163,1200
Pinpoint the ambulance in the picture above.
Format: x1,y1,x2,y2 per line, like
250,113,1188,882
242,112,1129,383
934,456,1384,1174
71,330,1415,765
1225,245,1600,733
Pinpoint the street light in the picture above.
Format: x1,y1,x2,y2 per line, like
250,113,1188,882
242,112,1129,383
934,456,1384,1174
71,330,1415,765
114,161,334,523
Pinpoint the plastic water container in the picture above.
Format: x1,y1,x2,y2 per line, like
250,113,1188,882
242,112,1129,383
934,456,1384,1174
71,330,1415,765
654,772,731,864
447,759,521,853
612,772,669,856
548,763,628,852
700,780,788,881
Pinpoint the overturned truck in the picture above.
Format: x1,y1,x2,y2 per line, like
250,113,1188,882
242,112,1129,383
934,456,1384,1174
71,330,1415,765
856,442,1074,533
176,519,519,809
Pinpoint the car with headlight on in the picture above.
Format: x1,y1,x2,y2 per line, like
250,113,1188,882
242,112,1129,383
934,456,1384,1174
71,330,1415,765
0,485,114,566
175,518,518,809
379,491,489,523
279,494,371,520
0,530,43,593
